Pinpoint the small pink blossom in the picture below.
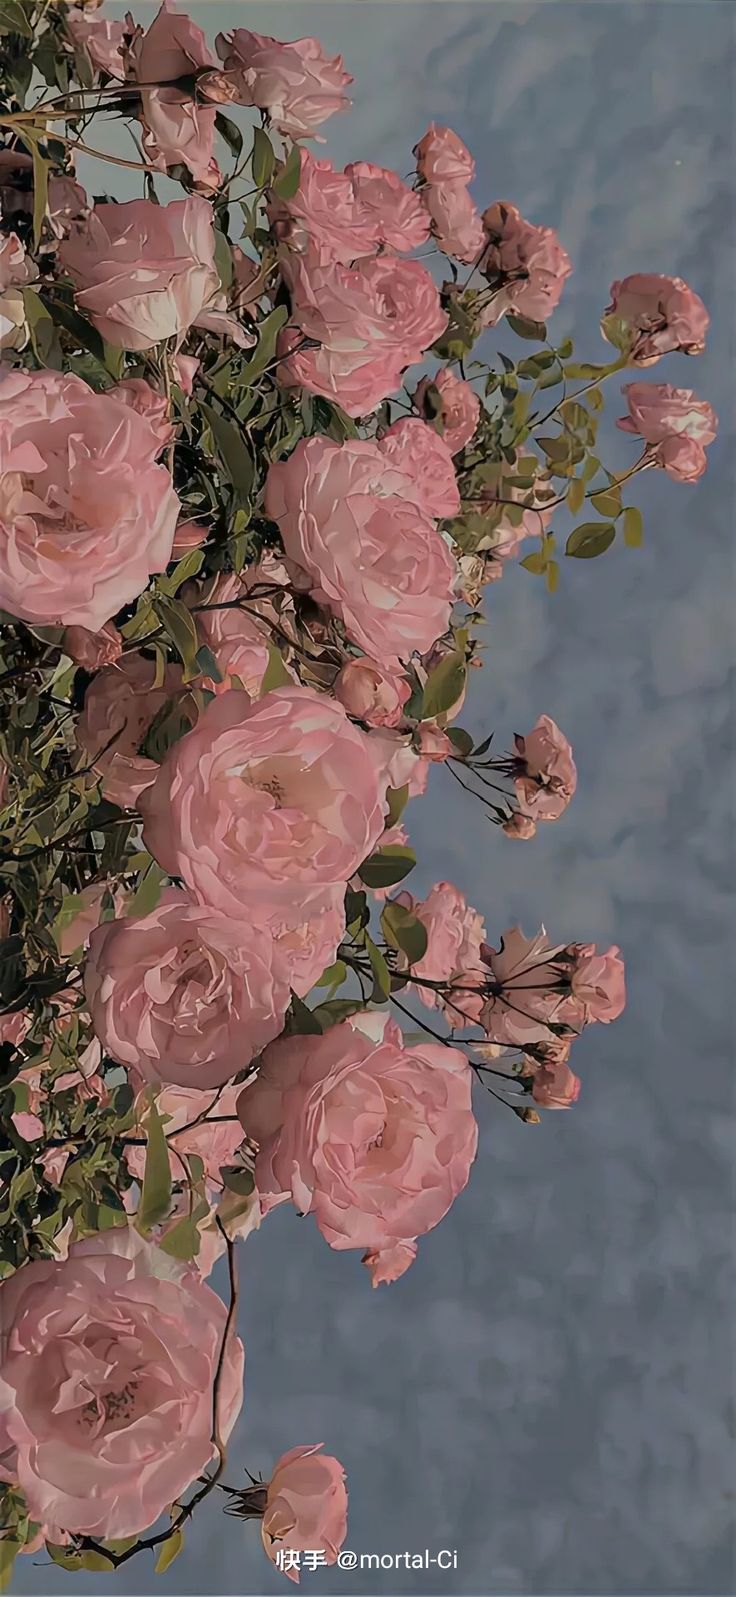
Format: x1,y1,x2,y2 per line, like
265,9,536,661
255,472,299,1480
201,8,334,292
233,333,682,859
76,651,186,809
0,1010,31,1049
379,418,461,519
215,30,352,139
602,273,709,363
568,943,626,1023
414,367,480,455
334,657,410,728
502,811,537,840
513,715,577,822
413,722,453,761
63,620,123,672
532,1058,581,1110
261,1445,348,1583
423,181,485,263
617,382,717,481
480,201,572,326
414,124,476,185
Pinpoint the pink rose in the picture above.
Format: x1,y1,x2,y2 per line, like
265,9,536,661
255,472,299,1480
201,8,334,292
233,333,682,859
367,728,431,801
502,811,537,840
0,369,179,630
214,30,352,138
186,570,272,695
513,715,577,822
345,161,430,252
569,942,626,1023
130,2,219,188
261,1445,348,1583
480,926,569,1047
617,382,717,481
140,685,386,926
269,150,379,266
171,353,200,394
281,251,447,416
0,1227,243,1537
0,1010,31,1049
0,232,35,351
414,367,480,455
334,657,411,728
265,436,455,663
267,884,346,999
379,418,461,519
395,881,486,1026
65,12,126,77
125,1079,243,1188
413,722,453,761
85,888,291,1088
362,1239,417,1287
602,273,709,363
655,434,709,482
63,620,123,672
414,124,476,185
423,181,485,263
239,1015,478,1254
112,376,175,449
76,652,186,809
60,196,245,350
480,201,572,326
171,515,208,554
532,1058,581,1110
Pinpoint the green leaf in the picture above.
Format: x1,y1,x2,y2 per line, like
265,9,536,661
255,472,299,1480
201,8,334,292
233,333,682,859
221,1165,255,1197
0,1538,20,1593
127,859,166,919
545,558,560,593
252,126,275,189
137,1099,172,1233
155,1527,184,1575
0,0,32,36
565,521,616,559
446,726,473,759
590,486,622,518
359,844,416,890
385,783,409,828
153,595,200,682
623,505,644,548
47,1545,115,1572
239,304,289,383
566,478,585,514
158,545,204,598
21,287,60,365
215,110,243,160
199,400,255,502
364,933,391,1000
272,141,302,199
288,992,323,1035
22,128,48,250
310,998,363,1029
520,551,547,575
213,228,233,294
158,1215,202,1261
421,651,466,719
315,959,347,989
506,314,547,340
563,361,617,380
381,900,428,964
260,639,291,695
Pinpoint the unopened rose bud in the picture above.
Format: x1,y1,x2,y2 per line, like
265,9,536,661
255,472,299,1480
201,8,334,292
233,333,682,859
502,810,537,840
64,621,123,671
514,1106,541,1124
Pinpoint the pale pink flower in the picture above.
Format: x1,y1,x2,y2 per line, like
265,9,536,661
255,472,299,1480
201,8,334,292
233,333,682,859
413,722,453,761
362,1239,417,1287
11,1110,43,1141
0,1227,243,1537
229,248,262,314
269,884,346,999
171,353,200,394
269,150,379,265
414,367,480,455
0,232,35,351
395,881,486,1025
240,1015,477,1254
0,1010,31,1049
261,1445,348,1584
423,181,485,263
379,418,461,519
480,201,572,326
112,376,175,449
568,942,626,1023
65,12,126,76
125,1079,243,1188
532,1058,581,1110
265,436,455,664
617,381,717,481
513,715,577,822
367,728,431,800
60,196,246,350
140,685,386,926
0,369,179,630
345,161,430,252
171,516,208,554
602,273,709,363
503,811,537,840
187,570,272,695
480,926,569,1048
334,657,410,728
130,2,219,189
655,434,710,482
63,620,123,672
85,888,291,1088
414,124,476,185
76,651,186,810
215,30,352,139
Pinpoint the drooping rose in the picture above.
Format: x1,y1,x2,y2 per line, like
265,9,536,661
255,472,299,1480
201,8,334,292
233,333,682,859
480,201,572,326
422,181,485,263
265,436,456,664
345,161,430,252
130,1,220,189
0,1227,243,1537
414,123,476,185
617,382,717,481
124,1079,243,1188
260,1445,348,1583
65,11,126,77
239,1015,478,1255
334,657,410,728
140,685,386,926
60,196,245,350
215,30,352,139
378,418,461,519
394,882,486,1027
0,369,179,630
532,1058,581,1110
186,570,272,695
85,888,291,1088
414,366,480,455
0,232,35,351
602,273,709,363
513,715,577,822
63,620,123,672
75,652,187,810
479,926,570,1047
568,942,626,1023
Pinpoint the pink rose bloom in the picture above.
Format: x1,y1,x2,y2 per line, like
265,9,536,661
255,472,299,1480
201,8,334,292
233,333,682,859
11,1110,44,1141
414,366,480,455
0,1227,243,1537
362,1239,417,1287
532,1058,581,1110
215,30,352,139
395,882,486,1024
269,884,346,999
125,1079,243,1188
480,926,568,1048
602,273,709,363
269,150,379,266
130,1,219,189
334,657,410,728
413,722,453,762
85,888,291,1088
0,232,35,352
261,1445,348,1583
423,181,485,263
345,161,430,252
187,570,272,695
367,728,431,801
76,652,186,809
281,251,447,416
171,353,200,394
513,715,577,822
239,1015,478,1253
171,516,208,554
112,376,175,449
503,811,537,840
378,418,461,519
414,124,475,185
0,1010,31,1049
65,12,126,77
265,436,455,664
480,201,572,326
0,369,179,630
617,381,717,481
60,196,245,351
569,942,626,1023
140,685,386,925
63,620,123,672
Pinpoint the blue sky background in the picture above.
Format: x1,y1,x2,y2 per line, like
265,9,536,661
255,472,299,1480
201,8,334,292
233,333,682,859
13,4,735,1595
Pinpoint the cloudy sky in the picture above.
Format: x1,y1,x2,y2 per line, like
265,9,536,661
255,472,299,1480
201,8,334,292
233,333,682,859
13,4,734,1595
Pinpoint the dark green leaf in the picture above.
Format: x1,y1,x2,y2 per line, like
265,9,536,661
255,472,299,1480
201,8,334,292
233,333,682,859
137,1099,172,1233
421,651,466,719
213,228,233,294
0,0,32,36
623,505,644,548
272,141,302,199
221,1166,255,1197
260,639,291,694
506,314,547,340
446,726,473,759
310,998,363,1029
287,992,323,1034
359,844,416,890
153,595,200,681
364,934,391,1000
252,126,275,189
565,521,616,559
381,900,428,964
385,783,409,828
199,401,254,502
239,305,289,383
215,110,243,160
315,959,347,989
